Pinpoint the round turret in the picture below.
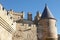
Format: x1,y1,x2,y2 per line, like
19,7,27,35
39,5,58,40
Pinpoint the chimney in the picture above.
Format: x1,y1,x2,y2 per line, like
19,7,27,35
27,12,32,21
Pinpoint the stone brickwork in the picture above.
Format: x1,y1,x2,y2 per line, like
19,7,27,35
0,4,14,40
0,4,58,40
12,23,37,40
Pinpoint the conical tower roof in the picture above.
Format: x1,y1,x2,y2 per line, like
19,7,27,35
41,5,55,19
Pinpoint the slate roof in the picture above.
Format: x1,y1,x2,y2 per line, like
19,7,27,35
41,5,55,19
16,19,33,24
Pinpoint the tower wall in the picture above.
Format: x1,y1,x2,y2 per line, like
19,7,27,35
39,19,58,40
39,19,48,40
46,19,58,40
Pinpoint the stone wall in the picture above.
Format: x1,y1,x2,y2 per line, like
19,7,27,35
0,4,15,40
12,23,37,40
0,26,12,40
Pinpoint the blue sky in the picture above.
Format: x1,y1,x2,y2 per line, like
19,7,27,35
0,0,60,34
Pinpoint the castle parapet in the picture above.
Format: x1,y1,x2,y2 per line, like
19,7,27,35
16,22,36,31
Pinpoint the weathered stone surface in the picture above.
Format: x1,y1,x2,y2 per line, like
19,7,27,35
0,4,58,40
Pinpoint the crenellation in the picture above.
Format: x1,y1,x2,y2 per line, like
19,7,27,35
19,23,36,28
0,4,58,40
0,4,3,10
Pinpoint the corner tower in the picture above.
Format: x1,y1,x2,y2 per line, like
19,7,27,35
39,5,58,40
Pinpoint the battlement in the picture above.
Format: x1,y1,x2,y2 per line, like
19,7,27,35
8,10,24,21
0,4,42,23
0,3,58,40
16,22,36,31
20,23,36,27
0,4,3,10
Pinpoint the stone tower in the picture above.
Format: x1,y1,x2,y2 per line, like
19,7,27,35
34,11,41,25
0,4,58,40
39,5,58,40
27,12,32,21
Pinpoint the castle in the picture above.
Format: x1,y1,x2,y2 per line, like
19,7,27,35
0,4,58,40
